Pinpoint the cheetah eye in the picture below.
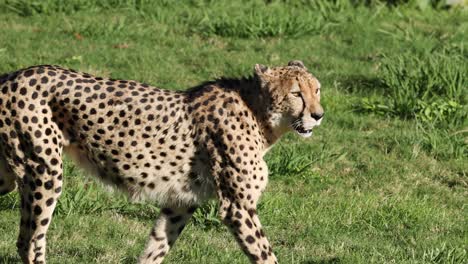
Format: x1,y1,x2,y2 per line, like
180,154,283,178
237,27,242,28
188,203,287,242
316,88,320,95
291,91,301,97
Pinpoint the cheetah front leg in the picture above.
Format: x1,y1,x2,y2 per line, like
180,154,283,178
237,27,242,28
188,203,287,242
215,168,278,264
139,206,197,264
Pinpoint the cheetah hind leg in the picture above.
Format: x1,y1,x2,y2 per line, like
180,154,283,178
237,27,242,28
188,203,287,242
10,130,64,264
0,156,17,195
139,206,197,264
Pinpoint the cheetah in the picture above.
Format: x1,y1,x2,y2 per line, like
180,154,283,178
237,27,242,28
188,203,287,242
0,60,324,264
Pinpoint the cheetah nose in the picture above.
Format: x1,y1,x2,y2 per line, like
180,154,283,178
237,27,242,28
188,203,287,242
311,112,324,121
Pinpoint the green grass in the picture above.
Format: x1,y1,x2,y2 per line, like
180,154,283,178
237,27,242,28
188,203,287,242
0,0,467,263
357,53,467,127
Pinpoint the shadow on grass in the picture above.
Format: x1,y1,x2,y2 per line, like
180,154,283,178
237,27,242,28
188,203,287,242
303,257,341,264
0,254,20,264
340,75,386,94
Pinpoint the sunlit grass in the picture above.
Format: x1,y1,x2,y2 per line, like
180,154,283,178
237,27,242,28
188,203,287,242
0,1,467,263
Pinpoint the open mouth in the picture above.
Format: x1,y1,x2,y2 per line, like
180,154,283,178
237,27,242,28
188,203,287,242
294,127,313,138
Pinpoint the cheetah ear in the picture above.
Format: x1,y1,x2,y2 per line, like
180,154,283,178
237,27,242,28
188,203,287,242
287,60,307,70
254,64,270,76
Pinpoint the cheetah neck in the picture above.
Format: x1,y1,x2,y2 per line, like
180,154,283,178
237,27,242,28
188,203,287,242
212,77,280,147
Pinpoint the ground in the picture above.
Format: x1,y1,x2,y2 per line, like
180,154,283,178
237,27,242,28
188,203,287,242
0,1,466,263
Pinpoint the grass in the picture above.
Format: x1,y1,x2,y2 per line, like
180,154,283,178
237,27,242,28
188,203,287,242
357,53,467,127
0,0,467,263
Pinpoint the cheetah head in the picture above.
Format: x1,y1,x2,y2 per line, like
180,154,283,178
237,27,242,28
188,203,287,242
255,60,324,138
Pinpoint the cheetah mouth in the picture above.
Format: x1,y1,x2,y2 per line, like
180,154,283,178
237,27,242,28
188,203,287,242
294,127,313,138
291,119,314,138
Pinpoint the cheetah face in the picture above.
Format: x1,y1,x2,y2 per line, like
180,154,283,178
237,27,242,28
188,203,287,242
255,60,324,138
286,65,323,138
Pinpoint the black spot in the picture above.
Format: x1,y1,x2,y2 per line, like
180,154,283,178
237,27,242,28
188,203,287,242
34,205,42,215
19,87,27,95
245,235,255,244
245,218,253,228
248,209,256,218
35,179,43,187
36,164,46,174
46,198,54,206
40,218,49,226
34,192,43,200
234,211,243,219
24,69,34,77
44,180,53,190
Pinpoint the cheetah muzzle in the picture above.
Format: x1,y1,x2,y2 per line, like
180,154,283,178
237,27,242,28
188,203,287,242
0,60,323,264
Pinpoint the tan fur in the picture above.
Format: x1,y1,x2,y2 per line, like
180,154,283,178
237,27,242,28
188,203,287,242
0,61,323,264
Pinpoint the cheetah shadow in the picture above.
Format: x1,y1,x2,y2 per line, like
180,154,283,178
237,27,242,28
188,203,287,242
302,257,341,264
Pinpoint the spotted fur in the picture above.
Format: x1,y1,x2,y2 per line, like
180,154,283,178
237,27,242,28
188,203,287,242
0,60,323,264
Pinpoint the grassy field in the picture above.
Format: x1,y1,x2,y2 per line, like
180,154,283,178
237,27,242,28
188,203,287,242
0,0,467,263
